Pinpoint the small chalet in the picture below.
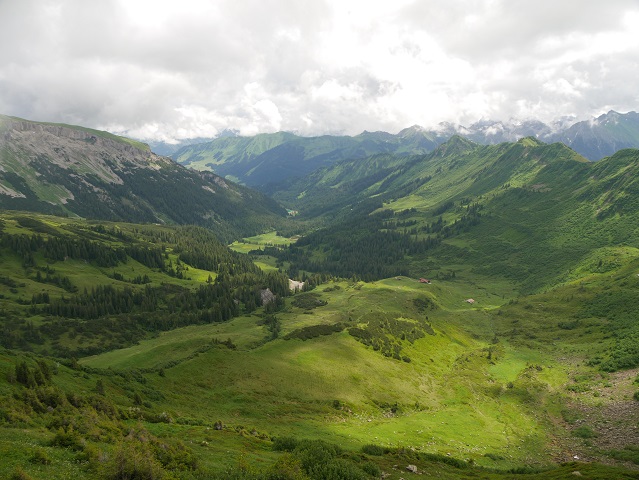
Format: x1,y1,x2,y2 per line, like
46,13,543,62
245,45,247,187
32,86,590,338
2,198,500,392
419,278,431,284
465,298,476,304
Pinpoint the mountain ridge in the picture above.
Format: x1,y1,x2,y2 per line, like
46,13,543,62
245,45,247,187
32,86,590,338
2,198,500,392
0,115,286,241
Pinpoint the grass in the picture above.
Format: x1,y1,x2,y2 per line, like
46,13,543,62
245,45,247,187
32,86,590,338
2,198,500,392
81,315,266,370
3,268,639,478
76,279,595,469
0,428,90,480
230,230,296,256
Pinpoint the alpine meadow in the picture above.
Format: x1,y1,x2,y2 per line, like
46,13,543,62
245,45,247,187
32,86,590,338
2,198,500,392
2,109,639,480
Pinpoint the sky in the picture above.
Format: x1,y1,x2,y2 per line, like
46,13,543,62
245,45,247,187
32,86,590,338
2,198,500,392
1,0,638,142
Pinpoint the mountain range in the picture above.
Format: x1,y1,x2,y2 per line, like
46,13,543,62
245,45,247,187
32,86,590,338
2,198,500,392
171,110,639,187
270,134,639,293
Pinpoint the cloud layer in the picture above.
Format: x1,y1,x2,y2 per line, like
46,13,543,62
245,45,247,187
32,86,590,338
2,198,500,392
1,0,638,141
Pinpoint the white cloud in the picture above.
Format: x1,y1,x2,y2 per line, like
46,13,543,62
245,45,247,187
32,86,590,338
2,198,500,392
0,0,638,140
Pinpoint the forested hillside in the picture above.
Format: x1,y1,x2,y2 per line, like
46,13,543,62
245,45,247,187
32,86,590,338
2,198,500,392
0,115,286,241
0,213,291,358
171,111,639,190
173,128,440,187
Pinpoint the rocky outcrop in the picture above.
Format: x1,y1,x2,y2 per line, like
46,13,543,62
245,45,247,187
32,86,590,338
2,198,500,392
0,115,158,185
260,288,276,306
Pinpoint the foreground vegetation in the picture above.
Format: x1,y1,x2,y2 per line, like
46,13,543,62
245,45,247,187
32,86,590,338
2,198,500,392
1,210,639,478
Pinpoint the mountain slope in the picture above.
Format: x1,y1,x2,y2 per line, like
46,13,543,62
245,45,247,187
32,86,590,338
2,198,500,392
2,212,638,478
271,136,587,220
266,137,639,293
2,151,639,478
0,115,286,240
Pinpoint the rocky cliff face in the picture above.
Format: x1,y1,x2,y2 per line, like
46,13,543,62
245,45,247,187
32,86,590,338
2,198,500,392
0,116,160,185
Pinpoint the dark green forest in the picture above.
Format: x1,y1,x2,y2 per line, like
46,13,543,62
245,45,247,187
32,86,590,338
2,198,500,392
0,220,292,357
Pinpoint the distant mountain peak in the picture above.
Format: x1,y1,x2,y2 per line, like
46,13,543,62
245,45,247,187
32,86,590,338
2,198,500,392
433,134,477,157
397,125,425,136
516,136,545,147
356,130,395,141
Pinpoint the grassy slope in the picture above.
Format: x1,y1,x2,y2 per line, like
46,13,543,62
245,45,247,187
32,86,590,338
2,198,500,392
175,130,434,187
175,131,297,170
271,139,639,296
76,266,639,474
2,248,639,478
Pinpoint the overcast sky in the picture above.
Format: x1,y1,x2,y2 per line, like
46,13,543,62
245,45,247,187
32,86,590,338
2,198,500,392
1,0,638,142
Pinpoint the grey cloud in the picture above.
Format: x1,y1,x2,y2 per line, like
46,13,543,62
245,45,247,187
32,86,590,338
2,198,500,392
0,0,637,140
400,0,638,60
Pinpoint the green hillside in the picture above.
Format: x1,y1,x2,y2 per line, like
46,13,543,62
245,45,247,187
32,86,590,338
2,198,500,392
1,210,639,479
0,212,291,358
175,131,297,172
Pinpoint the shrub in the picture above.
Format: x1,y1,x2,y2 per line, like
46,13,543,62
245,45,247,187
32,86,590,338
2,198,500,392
294,440,342,472
264,453,308,480
607,446,639,464
308,459,367,480
51,426,84,451
10,467,34,480
152,438,198,471
361,444,385,456
508,466,543,474
413,296,436,312
284,323,344,341
361,461,381,476
102,440,165,480
484,453,505,461
273,436,298,452
420,452,468,469
29,448,51,465
572,425,597,439
291,293,327,310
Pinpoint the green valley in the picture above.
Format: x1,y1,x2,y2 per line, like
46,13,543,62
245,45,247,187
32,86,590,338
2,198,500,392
2,122,639,479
